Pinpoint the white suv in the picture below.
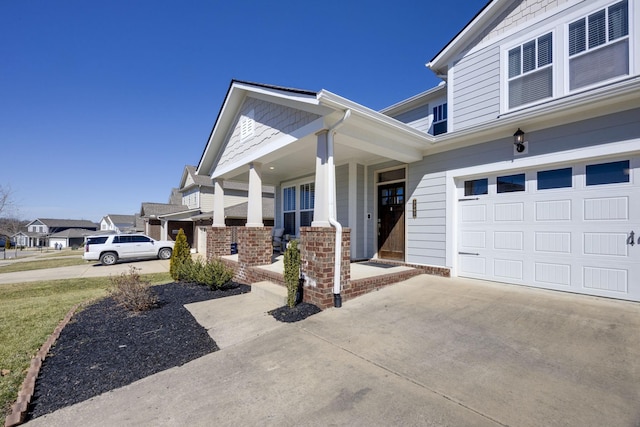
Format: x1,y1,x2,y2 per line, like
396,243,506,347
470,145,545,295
83,234,174,265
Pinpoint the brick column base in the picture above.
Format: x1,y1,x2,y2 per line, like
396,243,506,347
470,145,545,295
237,227,272,267
300,227,350,309
206,227,232,259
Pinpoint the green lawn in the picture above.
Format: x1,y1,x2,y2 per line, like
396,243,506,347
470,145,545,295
0,258,87,273
0,272,172,425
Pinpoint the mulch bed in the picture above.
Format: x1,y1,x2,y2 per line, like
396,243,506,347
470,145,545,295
27,281,320,421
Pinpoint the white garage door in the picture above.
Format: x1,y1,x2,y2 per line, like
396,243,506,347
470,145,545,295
457,157,640,302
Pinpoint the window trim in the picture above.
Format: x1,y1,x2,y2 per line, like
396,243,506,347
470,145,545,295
280,177,315,237
565,0,631,93
431,103,447,136
504,31,555,111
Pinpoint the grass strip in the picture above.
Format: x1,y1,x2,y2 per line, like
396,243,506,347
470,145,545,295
0,272,172,425
0,258,87,274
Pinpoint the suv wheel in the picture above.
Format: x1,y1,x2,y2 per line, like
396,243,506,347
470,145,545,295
158,248,172,260
100,252,118,265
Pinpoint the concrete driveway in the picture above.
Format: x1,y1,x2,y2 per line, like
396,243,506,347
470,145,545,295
25,275,640,426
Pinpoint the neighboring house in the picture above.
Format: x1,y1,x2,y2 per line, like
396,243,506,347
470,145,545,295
197,0,639,306
158,165,274,253
99,214,139,234
49,228,95,249
24,218,98,247
139,202,188,241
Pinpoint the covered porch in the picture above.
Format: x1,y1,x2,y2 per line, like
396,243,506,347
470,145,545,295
197,81,445,308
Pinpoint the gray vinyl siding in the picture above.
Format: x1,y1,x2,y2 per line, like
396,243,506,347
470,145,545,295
390,103,432,133
452,44,501,130
336,164,349,226
407,165,447,266
356,164,365,259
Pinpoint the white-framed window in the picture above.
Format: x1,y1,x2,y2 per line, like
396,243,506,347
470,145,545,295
568,0,629,90
283,186,296,236
240,109,254,141
281,180,315,236
507,32,553,109
431,103,447,136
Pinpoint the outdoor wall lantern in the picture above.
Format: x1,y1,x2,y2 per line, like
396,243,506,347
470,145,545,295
513,128,527,153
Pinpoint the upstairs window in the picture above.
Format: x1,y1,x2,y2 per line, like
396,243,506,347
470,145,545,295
507,32,553,109
568,0,628,90
431,103,447,135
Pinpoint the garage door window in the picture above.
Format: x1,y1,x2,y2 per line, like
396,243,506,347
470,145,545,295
464,178,488,196
537,167,572,190
497,173,525,193
586,160,630,185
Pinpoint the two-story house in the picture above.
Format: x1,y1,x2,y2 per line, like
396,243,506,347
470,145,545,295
24,218,98,247
99,214,139,234
198,0,639,307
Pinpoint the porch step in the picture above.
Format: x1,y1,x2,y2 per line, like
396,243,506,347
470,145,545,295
251,281,288,306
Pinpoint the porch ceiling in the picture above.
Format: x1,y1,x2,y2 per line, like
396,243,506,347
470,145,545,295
216,124,418,185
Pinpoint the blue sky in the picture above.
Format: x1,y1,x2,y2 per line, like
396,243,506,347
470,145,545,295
1,0,487,222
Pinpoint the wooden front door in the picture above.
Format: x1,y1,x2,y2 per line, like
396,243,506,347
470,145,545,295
378,182,405,260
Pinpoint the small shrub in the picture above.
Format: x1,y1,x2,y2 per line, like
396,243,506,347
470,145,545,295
175,257,234,290
170,229,191,280
283,240,301,308
108,266,157,311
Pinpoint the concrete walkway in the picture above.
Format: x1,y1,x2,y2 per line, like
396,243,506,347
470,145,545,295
0,259,170,285
24,275,640,427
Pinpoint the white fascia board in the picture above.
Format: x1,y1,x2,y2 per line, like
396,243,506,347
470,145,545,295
158,208,201,220
426,76,640,155
318,90,435,146
379,82,446,115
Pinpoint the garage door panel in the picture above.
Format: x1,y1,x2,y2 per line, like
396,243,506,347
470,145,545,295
535,262,571,286
460,255,486,275
494,231,523,251
583,266,628,294
494,202,524,221
583,232,628,256
461,204,486,222
494,259,523,280
535,199,572,221
535,232,571,253
461,231,486,249
584,196,628,220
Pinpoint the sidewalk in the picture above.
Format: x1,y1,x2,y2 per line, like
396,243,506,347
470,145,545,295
0,259,170,285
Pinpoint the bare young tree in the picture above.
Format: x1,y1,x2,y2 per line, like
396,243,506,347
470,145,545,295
0,184,14,217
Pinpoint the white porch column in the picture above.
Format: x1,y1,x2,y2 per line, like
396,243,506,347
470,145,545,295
311,130,330,227
213,179,225,227
246,162,264,227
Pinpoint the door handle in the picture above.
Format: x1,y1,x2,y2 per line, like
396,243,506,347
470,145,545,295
627,231,635,246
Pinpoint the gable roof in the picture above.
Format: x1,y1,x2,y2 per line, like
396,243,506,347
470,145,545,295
180,165,215,190
197,80,434,180
29,218,98,229
139,203,188,218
